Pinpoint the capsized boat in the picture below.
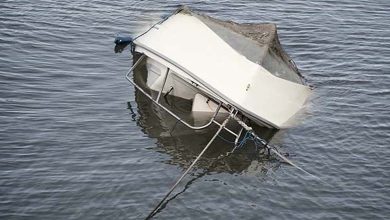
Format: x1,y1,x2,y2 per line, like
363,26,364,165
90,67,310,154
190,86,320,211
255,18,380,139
122,6,311,130
120,8,315,216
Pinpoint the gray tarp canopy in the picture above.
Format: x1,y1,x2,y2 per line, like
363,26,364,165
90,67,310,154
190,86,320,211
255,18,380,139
180,7,305,84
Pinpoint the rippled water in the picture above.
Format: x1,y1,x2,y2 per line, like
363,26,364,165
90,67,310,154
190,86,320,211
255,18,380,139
1,0,390,219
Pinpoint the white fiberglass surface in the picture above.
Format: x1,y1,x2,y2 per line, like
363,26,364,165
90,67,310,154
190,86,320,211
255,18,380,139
135,13,311,128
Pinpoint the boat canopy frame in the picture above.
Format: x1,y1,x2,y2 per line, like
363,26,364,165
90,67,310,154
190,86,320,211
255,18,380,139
126,53,246,144
125,53,317,187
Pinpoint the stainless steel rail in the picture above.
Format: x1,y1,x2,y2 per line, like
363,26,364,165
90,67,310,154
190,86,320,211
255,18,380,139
125,53,317,182
125,54,226,131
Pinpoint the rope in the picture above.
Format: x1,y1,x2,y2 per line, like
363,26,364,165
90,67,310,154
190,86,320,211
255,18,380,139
145,117,230,219
250,133,321,179
217,130,249,145
143,113,322,219
133,16,168,41
230,115,320,179
217,134,236,144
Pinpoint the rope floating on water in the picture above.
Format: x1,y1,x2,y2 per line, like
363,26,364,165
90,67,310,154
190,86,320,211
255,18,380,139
143,112,320,219
145,117,231,219
231,114,320,180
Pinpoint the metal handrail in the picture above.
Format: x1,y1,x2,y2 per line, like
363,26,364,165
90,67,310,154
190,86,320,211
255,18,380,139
156,67,170,102
125,55,319,199
125,54,225,130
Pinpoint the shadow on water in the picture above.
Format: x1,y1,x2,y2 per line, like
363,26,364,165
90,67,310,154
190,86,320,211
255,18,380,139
129,56,282,175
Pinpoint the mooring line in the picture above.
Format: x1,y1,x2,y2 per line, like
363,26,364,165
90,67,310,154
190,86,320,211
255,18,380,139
256,134,322,181
230,115,321,180
148,140,246,218
145,117,230,219
143,111,322,219
269,145,317,178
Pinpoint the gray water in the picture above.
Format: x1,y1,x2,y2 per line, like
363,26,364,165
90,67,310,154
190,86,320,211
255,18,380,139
1,0,390,219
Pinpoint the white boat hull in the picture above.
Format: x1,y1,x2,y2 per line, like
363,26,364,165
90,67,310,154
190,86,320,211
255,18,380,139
133,9,311,129
145,57,229,116
146,57,198,100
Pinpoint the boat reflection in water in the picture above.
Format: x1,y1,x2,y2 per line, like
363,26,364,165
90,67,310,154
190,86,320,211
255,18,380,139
130,58,283,175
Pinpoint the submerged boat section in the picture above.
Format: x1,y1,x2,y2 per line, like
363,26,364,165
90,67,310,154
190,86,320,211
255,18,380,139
125,6,312,129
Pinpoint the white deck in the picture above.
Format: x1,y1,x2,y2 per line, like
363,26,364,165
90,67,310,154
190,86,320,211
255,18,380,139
134,13,311,129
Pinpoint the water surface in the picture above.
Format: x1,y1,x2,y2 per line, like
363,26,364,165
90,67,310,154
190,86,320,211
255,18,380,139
1,0,390,219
